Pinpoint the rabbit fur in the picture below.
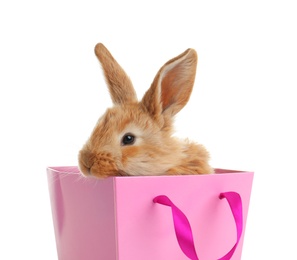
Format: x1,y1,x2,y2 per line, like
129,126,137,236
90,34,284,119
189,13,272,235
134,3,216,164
78,43,213,178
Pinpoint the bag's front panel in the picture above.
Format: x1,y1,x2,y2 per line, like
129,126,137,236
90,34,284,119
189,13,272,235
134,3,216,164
47,167,118,260
114,172,253,260
114,176,186,259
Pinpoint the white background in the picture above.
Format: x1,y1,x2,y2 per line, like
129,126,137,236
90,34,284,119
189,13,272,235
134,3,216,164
0,0,296,259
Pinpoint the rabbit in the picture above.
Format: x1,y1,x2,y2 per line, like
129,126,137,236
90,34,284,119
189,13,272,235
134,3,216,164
78,43,213,178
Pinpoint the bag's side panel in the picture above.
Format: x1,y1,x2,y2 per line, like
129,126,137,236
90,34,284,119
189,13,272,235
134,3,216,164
47,167,117,260
114,172,253,260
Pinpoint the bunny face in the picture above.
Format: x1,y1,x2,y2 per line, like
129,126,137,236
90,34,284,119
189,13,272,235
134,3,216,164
78,43,213,178
78,103,176,177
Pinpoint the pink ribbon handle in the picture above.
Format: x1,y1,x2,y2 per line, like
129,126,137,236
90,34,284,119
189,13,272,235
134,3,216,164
153,195,199,260
153,191,243,260
218,192,243,260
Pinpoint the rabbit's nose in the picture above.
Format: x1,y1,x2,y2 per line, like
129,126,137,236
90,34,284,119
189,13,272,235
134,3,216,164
78,149,95,176
84,167,91,175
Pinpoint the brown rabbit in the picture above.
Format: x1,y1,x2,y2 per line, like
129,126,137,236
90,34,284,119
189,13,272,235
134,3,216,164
78,43,213,178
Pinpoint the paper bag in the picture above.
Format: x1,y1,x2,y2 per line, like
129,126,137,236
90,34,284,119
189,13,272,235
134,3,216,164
47,166,253,260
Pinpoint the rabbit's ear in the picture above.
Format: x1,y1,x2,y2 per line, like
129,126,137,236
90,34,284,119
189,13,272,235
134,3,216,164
141,48,197,120
95,43,137,105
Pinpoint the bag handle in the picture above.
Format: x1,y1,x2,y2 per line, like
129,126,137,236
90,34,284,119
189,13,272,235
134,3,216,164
153,192,243,260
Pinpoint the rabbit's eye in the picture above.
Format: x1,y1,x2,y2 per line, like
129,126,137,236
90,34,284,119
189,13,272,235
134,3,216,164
121,133,135,146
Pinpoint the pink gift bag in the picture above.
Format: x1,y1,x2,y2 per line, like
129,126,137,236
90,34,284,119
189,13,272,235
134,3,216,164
47,166,253,260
